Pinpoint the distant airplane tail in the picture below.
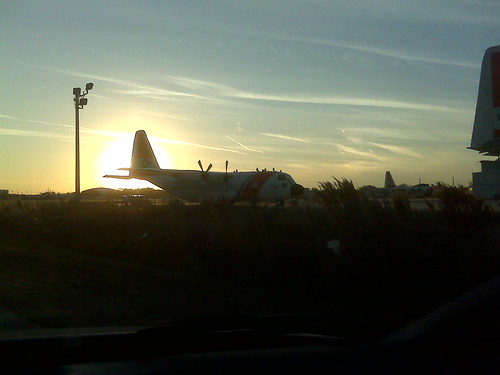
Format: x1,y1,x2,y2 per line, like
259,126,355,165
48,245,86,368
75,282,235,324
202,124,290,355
130,130,160,170
384,171,396,189
469,45,500,156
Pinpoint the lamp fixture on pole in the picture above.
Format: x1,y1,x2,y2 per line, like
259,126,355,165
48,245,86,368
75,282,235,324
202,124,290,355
73,82,93,202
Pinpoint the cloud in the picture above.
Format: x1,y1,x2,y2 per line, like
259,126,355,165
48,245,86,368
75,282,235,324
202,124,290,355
259,133,312,143
0,114,129,138
0,114,73,130
372,129,419,142
0,113,242,154
113,88,198,100
23,62,454,112
327,142,383,161
165,76,453,111
234,92,452,111
134,109,191,122
164,76,238,94
46,66,239,106
0,127,69,139
223,23,478,70
285,36,478,69
226,136,263,153
150,136,245,154
340,127,461,142
367,142,423,158
18,63,221,104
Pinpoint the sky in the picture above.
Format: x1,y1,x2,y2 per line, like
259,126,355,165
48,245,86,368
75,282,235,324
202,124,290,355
1,0,499,193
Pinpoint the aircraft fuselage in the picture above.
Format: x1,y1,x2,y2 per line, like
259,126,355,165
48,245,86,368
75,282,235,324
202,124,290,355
130,169,302,202
105,130,304,202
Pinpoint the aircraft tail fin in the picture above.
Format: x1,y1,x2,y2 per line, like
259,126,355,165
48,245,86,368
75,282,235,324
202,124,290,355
385,171,396,189
131,130,160,170
470,45,500,155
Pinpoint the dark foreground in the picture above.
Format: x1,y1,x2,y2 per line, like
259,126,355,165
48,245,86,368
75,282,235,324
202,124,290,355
0,187,499,340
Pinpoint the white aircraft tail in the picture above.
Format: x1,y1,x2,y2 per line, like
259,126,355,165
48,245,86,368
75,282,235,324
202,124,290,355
104,130,163,181
131,130,160,170
470,45,500,156
384,171,396,189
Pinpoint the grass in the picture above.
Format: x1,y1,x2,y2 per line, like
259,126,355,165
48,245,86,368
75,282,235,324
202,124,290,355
0,182,498,339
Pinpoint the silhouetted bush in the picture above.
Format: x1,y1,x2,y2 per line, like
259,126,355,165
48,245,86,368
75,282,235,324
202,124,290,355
435,182,491,223
0,182,498,337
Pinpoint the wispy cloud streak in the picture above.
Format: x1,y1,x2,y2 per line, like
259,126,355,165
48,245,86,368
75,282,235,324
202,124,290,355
226,136,263,153
21,63,455,112
0,114,128,138
235,92,452,111
0,114,74,129
151,136,245,154
242,29,477,70
259,133,311,143
164,76,452,111
326,142,382,161
0,113,243,154
292,37,478,69
0,127,69,139
367,142,422,158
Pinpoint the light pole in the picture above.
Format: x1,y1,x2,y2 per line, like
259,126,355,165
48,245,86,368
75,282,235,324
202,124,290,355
73,83,93,202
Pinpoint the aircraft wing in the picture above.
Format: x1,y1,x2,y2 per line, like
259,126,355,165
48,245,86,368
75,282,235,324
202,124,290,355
118,168,180,176
103,175,133,179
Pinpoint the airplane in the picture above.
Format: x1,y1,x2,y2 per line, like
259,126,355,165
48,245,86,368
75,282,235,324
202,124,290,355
373,171,433,198
104,130,305,203
468,44,500,199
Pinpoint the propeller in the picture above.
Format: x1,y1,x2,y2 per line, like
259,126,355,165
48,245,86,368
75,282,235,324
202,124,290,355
198,160,212,182
198,160,212,172
224,160,229,190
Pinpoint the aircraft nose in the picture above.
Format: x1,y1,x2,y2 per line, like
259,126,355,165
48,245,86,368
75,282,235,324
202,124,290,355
290,183,304,197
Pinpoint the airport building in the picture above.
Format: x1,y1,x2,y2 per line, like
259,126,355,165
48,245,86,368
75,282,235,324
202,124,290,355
473,159,500,199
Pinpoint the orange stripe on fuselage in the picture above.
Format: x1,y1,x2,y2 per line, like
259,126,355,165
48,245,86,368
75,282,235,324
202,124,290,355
237,171,275,201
